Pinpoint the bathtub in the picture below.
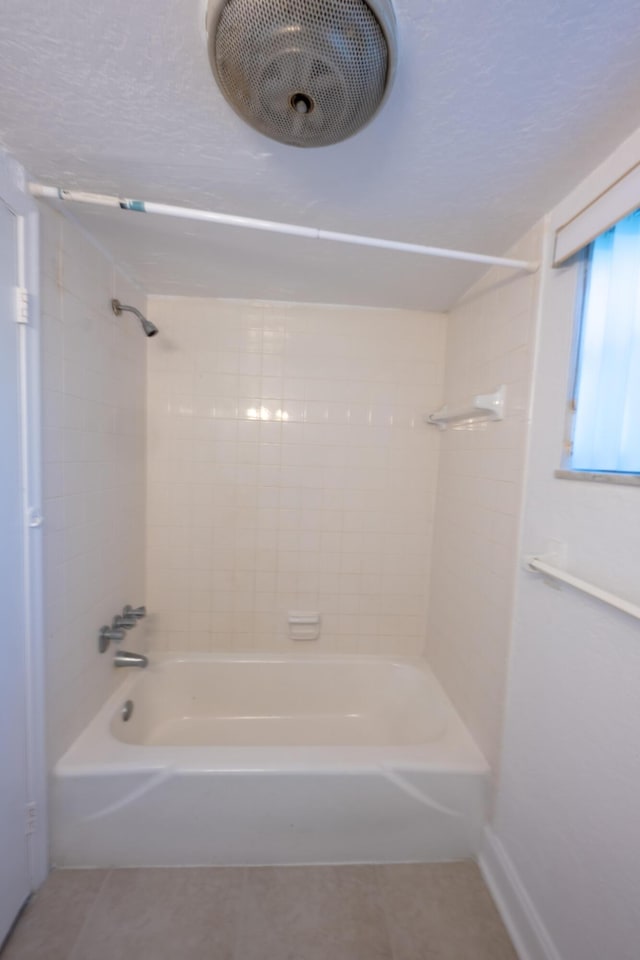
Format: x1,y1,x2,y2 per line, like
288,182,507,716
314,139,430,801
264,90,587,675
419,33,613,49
52,653,489,867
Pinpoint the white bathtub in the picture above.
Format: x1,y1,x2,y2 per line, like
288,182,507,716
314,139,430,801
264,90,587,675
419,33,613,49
52,653,489,867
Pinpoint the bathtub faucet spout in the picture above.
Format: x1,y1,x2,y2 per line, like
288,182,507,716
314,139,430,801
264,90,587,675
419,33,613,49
113,650,149,669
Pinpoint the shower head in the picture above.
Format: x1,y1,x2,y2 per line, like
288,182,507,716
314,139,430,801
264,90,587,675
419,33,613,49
141,317,159,337
111,299,159,337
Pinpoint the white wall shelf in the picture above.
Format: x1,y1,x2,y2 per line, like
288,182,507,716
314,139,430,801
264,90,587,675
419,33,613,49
425,385,506,430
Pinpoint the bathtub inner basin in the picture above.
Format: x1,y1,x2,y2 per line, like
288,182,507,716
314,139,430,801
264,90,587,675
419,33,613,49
110,656,447,748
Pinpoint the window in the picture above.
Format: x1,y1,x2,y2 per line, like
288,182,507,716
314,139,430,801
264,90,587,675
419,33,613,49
568,209,640,475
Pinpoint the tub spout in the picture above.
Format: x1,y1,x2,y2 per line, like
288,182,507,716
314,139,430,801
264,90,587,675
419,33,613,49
114,650,148,669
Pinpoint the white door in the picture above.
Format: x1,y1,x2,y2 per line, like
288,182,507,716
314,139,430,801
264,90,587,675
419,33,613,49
0,198,31,943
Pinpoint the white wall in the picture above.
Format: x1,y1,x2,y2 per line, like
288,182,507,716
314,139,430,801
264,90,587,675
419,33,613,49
487,128,640,960
40,206,147,765
426,226,542,772
146,297,445,654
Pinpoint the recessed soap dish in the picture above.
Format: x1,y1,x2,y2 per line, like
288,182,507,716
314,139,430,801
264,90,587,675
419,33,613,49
288,612,321,641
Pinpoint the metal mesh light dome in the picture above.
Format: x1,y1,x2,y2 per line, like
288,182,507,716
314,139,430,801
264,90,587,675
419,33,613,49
206,0,397,148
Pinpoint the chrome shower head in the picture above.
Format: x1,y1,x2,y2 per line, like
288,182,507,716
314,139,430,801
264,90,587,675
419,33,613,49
111,299,159,337
141,317,159,337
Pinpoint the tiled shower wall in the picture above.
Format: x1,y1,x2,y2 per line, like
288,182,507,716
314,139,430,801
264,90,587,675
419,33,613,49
146,298,446,654
40,207,147,764
425,225,543,772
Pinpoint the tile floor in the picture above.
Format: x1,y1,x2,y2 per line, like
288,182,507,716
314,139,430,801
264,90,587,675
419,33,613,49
1,862,518,960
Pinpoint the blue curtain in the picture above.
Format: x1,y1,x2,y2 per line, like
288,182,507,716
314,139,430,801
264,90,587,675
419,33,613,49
572,209,640,473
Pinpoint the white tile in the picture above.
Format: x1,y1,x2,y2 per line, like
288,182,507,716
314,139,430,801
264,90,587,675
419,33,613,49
41,211,147,766
425,224,541,772
146,299,446,657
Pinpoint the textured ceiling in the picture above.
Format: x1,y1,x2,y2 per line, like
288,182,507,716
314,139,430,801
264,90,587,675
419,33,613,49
2,0,640,309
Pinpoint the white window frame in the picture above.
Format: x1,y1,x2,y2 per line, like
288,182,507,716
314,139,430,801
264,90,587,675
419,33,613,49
558,250,589,466
551,139,640,488
556,239,640,486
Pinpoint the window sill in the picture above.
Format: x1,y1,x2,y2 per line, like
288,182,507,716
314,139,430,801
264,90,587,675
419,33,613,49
554,469,640,487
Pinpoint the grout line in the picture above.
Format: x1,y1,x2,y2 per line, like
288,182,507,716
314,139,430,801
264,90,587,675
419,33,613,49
373,864,398,960
230,867,249,960
67,868,112,960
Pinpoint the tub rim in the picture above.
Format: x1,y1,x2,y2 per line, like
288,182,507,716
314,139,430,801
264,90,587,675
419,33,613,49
55,652,490,777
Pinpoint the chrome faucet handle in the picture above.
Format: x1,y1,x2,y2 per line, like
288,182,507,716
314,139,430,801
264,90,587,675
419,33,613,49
123,605,146,620
98,625,125,653
113,614,137,631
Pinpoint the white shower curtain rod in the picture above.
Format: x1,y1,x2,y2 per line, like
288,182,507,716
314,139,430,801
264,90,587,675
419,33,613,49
29,183,538,273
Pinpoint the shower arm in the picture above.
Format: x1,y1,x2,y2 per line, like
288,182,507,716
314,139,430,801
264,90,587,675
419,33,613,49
111,298,158,336
29,183,539,273
111,300,145,323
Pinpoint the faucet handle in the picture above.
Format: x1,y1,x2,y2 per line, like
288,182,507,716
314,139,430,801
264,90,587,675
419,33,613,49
98,625,125,653
113,614,137,631
123,605,146,620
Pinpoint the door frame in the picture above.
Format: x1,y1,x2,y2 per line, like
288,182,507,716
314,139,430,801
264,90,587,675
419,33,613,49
0,152,47,889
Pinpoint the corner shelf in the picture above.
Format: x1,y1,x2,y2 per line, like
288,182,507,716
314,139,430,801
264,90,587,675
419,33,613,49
425,385,506,430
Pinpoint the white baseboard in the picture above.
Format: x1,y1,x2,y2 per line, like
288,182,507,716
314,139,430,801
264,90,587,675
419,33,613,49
479,827,563,960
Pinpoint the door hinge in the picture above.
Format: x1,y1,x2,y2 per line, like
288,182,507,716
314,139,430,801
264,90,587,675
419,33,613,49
25,802,37,836
16,286,29,325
